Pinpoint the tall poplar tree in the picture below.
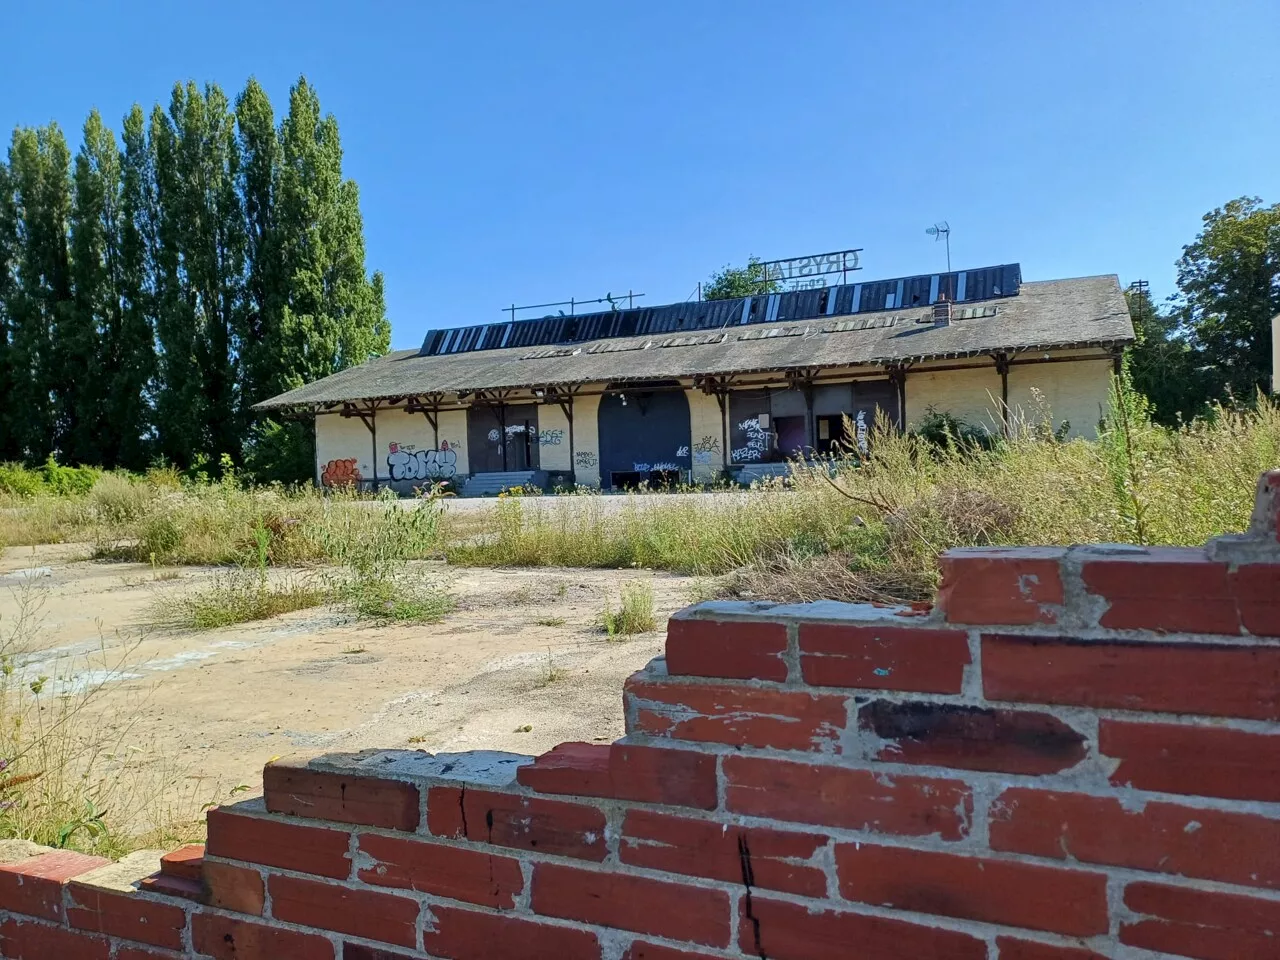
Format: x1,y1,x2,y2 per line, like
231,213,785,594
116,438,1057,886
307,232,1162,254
0,157,17,460
235,78,281,412
171,82,244,461
66,110,122,464
113,105,158,470
2,75,388,476
272,77,388,395
149,98,201,465
7,125,72,461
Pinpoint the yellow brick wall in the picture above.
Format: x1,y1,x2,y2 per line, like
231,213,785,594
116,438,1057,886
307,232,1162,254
315,407,474,489
905,365,1005,435
435,409,470,475
687,387,726,480
571,394,602,486
315,414,377,486
1007,357,1114,439
906,356,1115,440
536,403,572,472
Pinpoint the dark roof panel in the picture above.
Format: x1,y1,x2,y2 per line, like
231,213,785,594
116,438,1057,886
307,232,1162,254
255,275,1133,410
417,264,1023,358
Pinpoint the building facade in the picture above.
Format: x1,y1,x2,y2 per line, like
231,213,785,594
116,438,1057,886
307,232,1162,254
257,265,1134,494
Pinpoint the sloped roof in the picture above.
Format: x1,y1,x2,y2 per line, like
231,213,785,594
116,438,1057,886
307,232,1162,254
255,275,1133,410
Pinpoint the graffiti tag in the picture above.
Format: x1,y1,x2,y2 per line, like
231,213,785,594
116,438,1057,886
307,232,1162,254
855,410,869,453
574,451,598,469
487,428,500,442
693,435,721,454
387,441,457,481
732,417,769,463
321,458,362,488
675,445,690,457
651,461,680,472
537,429,564,446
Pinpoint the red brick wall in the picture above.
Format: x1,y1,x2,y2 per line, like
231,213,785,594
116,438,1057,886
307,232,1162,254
2,473,1278,959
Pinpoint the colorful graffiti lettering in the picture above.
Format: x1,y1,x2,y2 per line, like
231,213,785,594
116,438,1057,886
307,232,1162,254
537,429,564,446
574,451,598,469
387,441,457,481
320,458,362,488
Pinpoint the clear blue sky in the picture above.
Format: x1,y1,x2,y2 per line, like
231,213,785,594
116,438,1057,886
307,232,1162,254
4,1,1278,349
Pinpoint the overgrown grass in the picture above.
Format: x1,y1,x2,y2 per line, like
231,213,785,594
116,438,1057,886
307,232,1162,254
338,574,454,624
0,585,209,856
447,386,1280,600
149,569,330,630
148,501,454,628
0,381,1275,607
601,580,657,637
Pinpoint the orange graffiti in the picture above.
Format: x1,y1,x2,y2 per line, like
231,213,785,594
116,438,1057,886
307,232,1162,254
321,458,362,488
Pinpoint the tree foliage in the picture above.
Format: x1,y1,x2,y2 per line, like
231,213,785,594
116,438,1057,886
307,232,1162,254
1127,196,1279,424
702,256,782,301
1176,197,1280,399
0,75,386,478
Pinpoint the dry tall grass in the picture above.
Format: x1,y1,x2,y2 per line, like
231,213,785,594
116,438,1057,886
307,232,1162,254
0,585,208,856
447,389,1280,598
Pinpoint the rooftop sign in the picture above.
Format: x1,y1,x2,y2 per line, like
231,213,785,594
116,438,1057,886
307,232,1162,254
760,249,863,290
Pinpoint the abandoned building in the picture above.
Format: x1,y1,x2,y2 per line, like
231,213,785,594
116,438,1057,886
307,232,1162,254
255,263,1135,494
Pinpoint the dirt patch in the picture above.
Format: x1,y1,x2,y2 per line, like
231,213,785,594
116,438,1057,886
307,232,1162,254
0,544,688,823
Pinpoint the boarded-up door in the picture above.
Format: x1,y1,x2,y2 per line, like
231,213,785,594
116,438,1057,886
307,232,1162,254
597,388,691,489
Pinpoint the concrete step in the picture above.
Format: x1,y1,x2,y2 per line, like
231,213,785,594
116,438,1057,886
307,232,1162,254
461,471,544,497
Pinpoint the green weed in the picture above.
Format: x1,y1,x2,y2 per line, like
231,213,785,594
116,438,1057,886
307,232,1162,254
148,570,329,630
601,580,657,637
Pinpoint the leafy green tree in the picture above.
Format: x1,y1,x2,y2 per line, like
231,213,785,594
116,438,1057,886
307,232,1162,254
702,256,782,301
7,125,72,461
1176,197,1280,399
1123,285,1215,425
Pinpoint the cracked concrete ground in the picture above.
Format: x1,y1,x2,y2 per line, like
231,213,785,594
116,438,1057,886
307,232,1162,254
0,543,691,828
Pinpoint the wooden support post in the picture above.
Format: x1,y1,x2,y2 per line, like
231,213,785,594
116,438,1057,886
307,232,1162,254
886,366,907,430
993,353,1012,438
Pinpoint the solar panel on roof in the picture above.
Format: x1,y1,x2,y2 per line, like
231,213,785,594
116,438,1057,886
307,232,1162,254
417,264,1022,357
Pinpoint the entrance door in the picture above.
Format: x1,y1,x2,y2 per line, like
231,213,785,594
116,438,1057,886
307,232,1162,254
466,403,540,472
597,385,692,490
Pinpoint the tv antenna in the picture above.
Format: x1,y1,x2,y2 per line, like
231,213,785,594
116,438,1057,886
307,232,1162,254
926,222,951,272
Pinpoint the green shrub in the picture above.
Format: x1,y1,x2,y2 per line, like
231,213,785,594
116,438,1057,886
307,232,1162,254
0,463,44,498
601,580,657,637
39,457,100,497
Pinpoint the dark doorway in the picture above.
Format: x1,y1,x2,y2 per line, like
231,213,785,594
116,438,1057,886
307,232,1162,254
597,383,692,490
467,403,540,473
